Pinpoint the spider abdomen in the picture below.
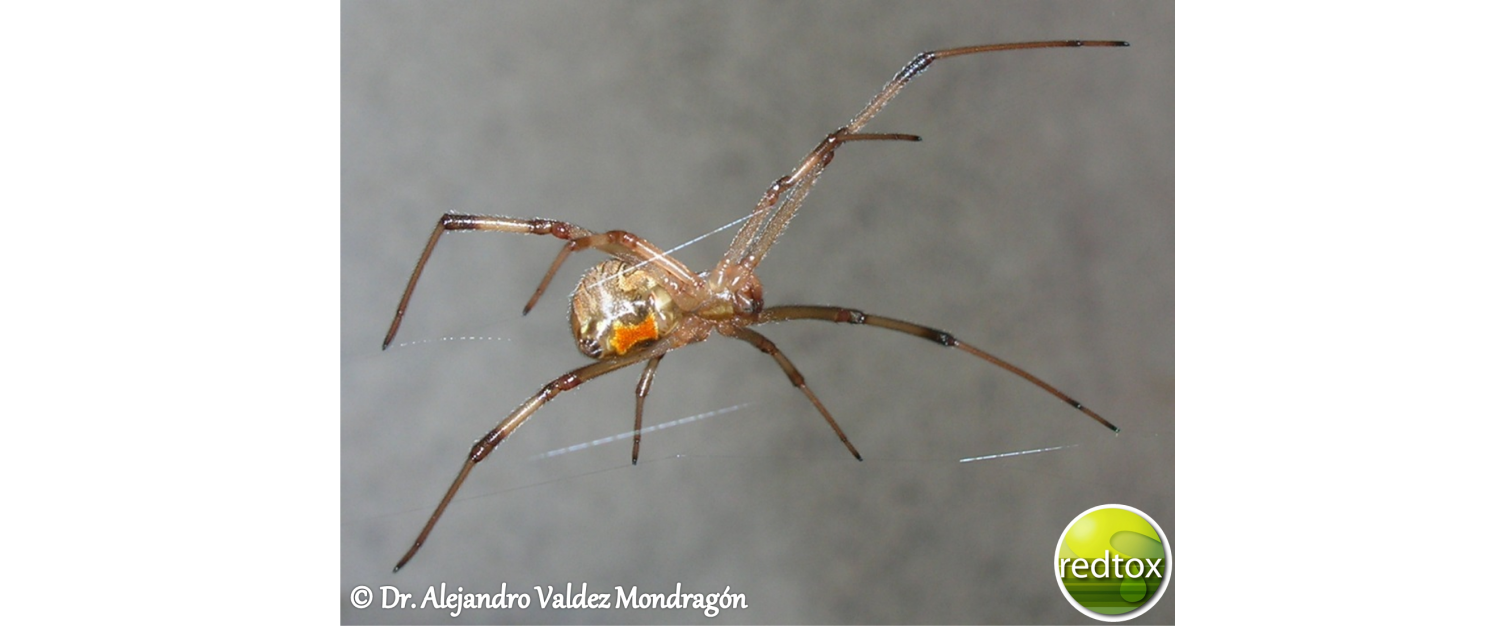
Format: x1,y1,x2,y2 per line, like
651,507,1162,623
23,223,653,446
569,259,682,359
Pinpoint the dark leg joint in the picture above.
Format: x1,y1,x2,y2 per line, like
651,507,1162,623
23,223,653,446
907,324,956,346
546,373,582,396
441,213,481,230
901,51,938,79
468,441,492,463
545,223,572,239
784,371,805,388
609,230,640,248
834,309,867,324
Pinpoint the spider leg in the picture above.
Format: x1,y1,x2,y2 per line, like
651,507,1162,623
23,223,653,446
846,40,1129,133
526,230,702,315
729,326,863,461
755,305,1120,434
712,40,1128,284
715,132,921,285
383,211,598,349
632,354,664,465
393,346,665,572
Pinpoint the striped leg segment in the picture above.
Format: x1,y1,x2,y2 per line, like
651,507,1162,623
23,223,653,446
729,326,864,461
755,305,1119,434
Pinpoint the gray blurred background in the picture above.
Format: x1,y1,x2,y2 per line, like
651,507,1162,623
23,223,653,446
342,0,1172,624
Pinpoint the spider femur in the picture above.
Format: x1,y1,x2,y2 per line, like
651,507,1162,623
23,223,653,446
569,259,682,359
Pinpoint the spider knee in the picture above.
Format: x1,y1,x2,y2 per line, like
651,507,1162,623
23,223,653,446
899,51,939,79
441,212,481,230
833,309,867,324
469,440,492,462
605,230,640,248
909,324,958,347
544,373,583,397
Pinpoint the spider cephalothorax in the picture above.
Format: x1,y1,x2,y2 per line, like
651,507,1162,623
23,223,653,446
383,40,1128,571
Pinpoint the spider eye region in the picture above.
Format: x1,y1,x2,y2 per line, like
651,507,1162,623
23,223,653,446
570,259,681,359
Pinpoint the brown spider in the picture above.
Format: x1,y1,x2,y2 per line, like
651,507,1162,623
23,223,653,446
383,40,1128,572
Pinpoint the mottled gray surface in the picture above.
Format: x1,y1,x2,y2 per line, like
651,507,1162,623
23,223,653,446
342,0,1172,625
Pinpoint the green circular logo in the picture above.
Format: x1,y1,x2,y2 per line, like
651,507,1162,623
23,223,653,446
1054,504,1172,621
